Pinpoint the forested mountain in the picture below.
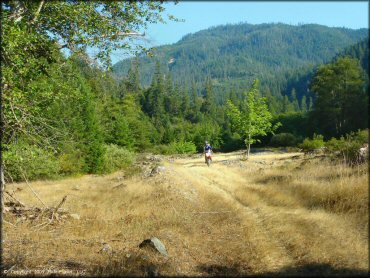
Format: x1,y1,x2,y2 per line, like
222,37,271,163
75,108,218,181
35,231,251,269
113,23,368,102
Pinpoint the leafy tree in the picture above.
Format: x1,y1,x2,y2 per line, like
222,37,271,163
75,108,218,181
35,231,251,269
310,57,367,137
2,1,174,67
227,80,280,158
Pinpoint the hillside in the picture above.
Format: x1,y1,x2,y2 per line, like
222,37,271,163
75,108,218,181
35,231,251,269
113,23,368,99
4,151,368,276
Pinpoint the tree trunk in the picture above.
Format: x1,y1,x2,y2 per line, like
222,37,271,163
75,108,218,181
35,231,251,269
1,163,4,213
246,133,251,159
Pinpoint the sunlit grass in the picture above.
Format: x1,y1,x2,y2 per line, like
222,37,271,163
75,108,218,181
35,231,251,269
3,152,368,276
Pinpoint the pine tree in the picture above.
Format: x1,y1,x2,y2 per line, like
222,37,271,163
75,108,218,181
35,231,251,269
300,95,307,111
148,61,165,119
82,87,105,173
282,95,294,113
124,56,141,95
181,91,191,118
190,80,202,122
201,77,216,116
291,88,300,111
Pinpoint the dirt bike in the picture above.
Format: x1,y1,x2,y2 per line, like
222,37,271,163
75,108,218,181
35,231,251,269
205,150,212,167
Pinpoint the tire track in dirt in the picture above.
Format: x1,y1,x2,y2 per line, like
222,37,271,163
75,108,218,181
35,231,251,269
167,156,295,272
165,153,368,271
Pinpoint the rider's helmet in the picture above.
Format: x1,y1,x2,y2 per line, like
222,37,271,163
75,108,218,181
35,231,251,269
205,141,209,145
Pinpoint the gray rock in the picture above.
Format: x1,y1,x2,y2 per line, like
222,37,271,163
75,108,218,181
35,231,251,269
100,243,113,254
116,176,125,182
139,237,168,256
112,183,126,190
150,166,166,177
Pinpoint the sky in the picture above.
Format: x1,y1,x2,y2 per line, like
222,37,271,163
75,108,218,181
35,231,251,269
110,1,369,64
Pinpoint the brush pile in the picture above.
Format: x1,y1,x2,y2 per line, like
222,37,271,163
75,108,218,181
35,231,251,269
3,192,78,226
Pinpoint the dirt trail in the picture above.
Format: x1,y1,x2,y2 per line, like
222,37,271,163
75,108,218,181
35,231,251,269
159,151,368,273
167,153,294,271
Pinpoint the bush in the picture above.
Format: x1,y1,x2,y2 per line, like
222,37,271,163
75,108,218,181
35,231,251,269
269,133,300,147
299,134,325,152
164,141,197,155
3,142,60,182
101,144,136,174
149,144,171,155
59,149,87,176
150,141,198,155
326,129,368,164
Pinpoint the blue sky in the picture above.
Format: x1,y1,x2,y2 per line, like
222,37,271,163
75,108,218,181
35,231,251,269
110,1,369,64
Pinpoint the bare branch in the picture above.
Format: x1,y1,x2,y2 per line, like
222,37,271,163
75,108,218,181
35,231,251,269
20,170,48,208
30,0,45,25
8,0,26,23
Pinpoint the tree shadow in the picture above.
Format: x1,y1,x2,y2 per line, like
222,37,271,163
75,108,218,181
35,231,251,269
255,174,293,185
196,262,369,277
197,263,248,276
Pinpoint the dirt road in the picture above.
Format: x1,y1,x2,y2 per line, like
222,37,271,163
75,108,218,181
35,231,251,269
159,151,368,275
3,151,368,276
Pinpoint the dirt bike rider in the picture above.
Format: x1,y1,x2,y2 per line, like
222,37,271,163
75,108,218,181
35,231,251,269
204,141,213,163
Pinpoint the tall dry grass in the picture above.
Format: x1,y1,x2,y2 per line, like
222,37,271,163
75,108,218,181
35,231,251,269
2,152,368,276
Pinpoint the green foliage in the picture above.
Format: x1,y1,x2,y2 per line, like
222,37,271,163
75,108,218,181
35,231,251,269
220,132,243,152
101,145,136,174
2,1,172,67
167,141,197,154
273,112,313,139
201,77,216,116
3,143,60,182
325,129,368,164
335,38,369,75
227,79,280,156
269,133,301,147
58,150,86,176
299,134,325,152
192,119,223,152
310,57,367,137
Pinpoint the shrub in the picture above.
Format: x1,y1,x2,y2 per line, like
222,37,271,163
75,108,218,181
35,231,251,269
269,133,300,147
149,144,171,155
326,129,368,164
167,141,197,154
3,142,60,182
59,149,87,176
299,134,325,152
101,144,136,174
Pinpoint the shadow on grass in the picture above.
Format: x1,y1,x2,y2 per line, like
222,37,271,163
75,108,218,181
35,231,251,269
197,262,369,277
255,174,293,185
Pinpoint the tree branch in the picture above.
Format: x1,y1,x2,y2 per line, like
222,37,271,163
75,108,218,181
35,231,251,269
30,0,45,25
8,0,26,23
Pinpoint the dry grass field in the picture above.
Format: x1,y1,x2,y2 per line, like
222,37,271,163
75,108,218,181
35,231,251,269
2,150,369,276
